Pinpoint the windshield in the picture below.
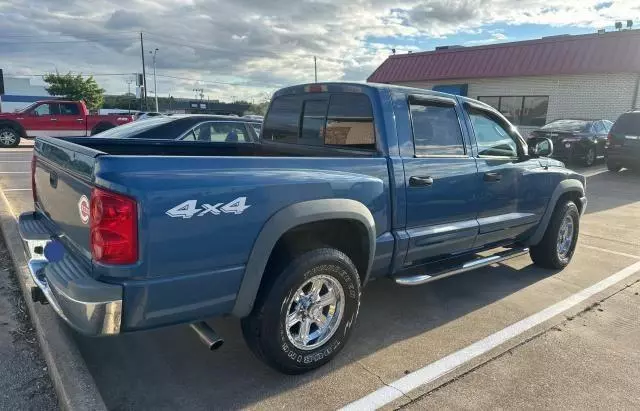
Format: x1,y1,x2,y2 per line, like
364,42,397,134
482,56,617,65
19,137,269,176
541,119,591,133
94,116,175,137
17,102,38,113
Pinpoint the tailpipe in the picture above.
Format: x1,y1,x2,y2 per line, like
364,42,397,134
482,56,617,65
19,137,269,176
190,322,224,351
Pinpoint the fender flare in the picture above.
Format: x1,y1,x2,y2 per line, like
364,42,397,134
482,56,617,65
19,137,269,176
0,120,27,138
231,198,376,318
526,179,585,246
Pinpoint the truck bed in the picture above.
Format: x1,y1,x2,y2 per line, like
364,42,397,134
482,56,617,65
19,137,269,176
60,137,378,158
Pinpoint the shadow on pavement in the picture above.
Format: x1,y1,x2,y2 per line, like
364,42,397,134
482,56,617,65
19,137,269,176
585,169,640,214
75,262,558,410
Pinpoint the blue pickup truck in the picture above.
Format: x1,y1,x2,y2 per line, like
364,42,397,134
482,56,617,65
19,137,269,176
19,83,586,374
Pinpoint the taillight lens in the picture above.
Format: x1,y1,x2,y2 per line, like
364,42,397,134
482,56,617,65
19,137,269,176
31,155,37,203
90,187,138,265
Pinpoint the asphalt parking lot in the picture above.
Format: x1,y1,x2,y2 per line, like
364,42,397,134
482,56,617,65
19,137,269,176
0,142,638,410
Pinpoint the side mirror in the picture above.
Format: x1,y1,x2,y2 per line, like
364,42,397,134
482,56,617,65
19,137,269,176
528,137,553,157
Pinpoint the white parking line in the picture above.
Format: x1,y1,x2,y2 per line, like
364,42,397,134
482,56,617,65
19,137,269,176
342,259,640,410
581,244,640,260
2,188,31,192
0,172,30,174
0,161,31,163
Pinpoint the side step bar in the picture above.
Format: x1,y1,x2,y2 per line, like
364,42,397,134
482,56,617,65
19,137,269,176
395,247,529,286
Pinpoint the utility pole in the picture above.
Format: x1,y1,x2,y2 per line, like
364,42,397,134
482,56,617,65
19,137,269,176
150,48,159,112
314,56,318,83
140,32,148,110
126,78,133,113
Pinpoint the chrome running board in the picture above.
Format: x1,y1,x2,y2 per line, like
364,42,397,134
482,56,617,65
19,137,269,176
394,247,529,286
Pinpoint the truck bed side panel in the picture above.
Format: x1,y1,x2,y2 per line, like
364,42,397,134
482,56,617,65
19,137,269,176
92,155,391,330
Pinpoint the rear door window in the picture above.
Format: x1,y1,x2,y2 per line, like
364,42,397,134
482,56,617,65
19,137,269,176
58,103,80,116
263,93,376,150
409,98,465,156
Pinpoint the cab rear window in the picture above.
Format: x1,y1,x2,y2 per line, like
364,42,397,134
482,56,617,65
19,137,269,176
262,93,376,150
611,112,640,135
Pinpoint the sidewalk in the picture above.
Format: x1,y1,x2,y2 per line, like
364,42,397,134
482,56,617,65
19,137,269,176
406,280,640,410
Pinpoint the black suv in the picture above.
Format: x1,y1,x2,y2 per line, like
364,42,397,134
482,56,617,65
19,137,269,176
606,111,640,172
529,119,612,166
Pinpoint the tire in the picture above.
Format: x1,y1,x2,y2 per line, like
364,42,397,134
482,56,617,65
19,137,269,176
530,201,580,269
0,127,20,147
606,161,622,172
241,248,361,374
582,146,596,167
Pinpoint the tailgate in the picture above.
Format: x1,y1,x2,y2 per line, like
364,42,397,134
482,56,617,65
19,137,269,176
33,137,103,255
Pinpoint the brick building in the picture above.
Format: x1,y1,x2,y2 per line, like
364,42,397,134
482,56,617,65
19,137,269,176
368,30,640,135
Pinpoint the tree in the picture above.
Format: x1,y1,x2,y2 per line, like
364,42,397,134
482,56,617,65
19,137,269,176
43,72,106,111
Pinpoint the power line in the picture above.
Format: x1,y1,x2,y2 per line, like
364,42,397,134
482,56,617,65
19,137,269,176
0,30,140,38
0,38,137,45
4,73,135,77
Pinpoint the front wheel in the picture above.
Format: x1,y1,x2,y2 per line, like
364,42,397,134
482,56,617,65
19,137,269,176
0,127,20,147
582,146,596,167
241,248,361,374
530,201,580,269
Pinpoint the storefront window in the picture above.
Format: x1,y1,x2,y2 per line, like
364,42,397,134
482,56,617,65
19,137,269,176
477,95,549,127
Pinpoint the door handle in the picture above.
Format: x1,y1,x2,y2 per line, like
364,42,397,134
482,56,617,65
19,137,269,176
483,172,502,182
409,176,434,187
76,118,84,122
50,118,58,121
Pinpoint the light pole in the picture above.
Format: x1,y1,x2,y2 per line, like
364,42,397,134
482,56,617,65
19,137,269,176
149,48,159,112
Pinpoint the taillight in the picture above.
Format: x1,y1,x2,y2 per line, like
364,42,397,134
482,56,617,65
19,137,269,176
90,187,138,265
31,155,37,203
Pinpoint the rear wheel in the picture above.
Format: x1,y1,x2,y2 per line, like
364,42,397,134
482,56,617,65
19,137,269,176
530,201,580,269
0,127,20,147
91,123,114,135
241,248,361,374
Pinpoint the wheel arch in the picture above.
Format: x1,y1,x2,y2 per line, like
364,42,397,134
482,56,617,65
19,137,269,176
526,179,585,246
231,199,376,318
91,122,115,135
0,120,27,138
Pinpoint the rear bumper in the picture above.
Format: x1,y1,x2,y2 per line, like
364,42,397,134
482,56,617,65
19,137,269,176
606,147,640,167
550,141,589,162
18,212,122,336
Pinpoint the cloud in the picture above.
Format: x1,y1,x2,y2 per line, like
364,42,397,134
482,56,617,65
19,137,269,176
1,0,639,101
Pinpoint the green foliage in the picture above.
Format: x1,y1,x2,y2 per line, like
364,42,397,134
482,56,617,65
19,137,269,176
43,72,106,111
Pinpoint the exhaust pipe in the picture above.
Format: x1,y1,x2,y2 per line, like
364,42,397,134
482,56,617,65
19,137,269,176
190,322,224,351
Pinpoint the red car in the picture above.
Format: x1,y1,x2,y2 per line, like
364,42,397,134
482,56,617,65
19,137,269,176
0,100,134,147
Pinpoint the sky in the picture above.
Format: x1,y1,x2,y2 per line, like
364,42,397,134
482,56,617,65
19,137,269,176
1,0,639,102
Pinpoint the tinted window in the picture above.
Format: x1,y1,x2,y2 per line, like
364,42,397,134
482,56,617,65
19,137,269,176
325,94,375,149
498,97,522,124
478,97,499,110
59,103,80,115
98,116,175,138
189,122,249,142
301,99,328,145
541,120,590,133
611,112,640,134
410,102,464,156
263,95,302,143
521,97,548,127
468,109,518,157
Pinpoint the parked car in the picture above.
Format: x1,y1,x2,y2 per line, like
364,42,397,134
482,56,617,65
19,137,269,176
19,83,586,374
0,100,134,147
93,114,261,142
134,112,164,121
529,119,612,166
606,110,640,172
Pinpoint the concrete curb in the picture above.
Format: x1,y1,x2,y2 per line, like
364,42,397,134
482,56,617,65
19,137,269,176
0,195,107,411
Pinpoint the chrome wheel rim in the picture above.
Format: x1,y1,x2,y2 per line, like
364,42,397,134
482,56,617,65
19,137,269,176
0,130,17,145
285,274,345,351
557,215,574,259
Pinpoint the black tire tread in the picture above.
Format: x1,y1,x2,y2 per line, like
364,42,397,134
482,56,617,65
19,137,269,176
241,247,361,374
530,201,579,269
